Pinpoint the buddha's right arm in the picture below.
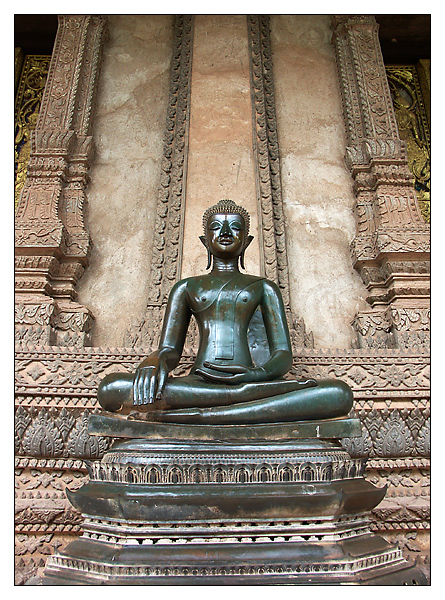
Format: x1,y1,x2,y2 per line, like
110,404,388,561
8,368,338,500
133,280,191,404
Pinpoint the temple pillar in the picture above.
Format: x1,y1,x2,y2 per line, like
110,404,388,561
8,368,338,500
332,15,430,351
15,15,108,347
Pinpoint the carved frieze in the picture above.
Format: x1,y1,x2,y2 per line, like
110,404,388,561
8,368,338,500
15,345,430,460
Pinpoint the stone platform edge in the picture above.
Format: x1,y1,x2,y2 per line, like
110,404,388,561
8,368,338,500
88,413,362,442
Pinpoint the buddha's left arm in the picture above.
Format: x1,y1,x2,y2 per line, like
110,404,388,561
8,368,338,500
259,280,293,380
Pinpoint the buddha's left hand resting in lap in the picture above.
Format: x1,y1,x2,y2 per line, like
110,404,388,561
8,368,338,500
98,199,353,424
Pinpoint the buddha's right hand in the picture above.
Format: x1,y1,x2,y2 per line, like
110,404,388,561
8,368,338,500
133,355,169,406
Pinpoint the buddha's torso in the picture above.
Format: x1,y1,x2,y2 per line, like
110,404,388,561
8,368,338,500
184,273,265,371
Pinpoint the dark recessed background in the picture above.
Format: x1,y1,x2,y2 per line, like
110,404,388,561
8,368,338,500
14,14,431,63
15,14,58,55
375,14,431,63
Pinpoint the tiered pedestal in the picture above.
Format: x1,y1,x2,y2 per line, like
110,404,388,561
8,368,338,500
40,415,426,585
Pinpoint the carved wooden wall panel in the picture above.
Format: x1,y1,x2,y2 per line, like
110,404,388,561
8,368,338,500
386,63,430,223
15,53,51,210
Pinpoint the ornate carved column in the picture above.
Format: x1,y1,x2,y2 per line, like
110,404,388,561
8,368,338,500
15,15,108,347
332,16,430,351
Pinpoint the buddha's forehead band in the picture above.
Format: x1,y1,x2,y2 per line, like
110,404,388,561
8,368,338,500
202,199,250,236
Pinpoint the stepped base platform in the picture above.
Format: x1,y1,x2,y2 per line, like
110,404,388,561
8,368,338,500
38,414,427,585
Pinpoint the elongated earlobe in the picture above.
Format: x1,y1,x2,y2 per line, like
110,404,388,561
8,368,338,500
240,235,254,270
199,235,212,270
240,250,246,270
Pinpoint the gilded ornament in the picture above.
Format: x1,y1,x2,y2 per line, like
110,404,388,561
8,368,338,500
386,65,430,223
14,54,51,210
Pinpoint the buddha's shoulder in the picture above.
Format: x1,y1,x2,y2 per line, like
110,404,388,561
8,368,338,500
168,275,208,293
169,273,277,291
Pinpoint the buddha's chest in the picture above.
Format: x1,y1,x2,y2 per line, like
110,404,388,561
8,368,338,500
186,278,263,319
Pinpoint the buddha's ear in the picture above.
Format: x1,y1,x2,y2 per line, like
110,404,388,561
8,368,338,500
200,235,212,270
240,236,254,270
245,235,254,249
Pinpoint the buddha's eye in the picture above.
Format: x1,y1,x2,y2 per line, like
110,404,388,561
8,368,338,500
209,222,222,230
230,222,243,230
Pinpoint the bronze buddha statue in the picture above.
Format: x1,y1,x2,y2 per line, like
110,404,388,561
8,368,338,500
97,199,353,424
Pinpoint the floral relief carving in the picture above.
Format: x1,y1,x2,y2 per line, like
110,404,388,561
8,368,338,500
16,406,111,459
374,410,415,457
21,409,65,458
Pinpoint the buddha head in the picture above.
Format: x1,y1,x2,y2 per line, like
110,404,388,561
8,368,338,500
200,200,254,269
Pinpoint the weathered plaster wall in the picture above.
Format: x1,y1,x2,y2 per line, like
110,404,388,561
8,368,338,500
271,15,368,348
79,14,368,349
77,15,174,346
182,14,260,278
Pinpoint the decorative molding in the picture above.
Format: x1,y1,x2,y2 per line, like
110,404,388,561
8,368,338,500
46,548,405,582
15,346,430,402
247,16,288,303
91,445,365,485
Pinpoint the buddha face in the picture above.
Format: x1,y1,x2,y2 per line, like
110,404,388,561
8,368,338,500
206,212,246,259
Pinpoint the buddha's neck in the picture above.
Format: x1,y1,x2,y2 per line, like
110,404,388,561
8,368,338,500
211,257,240,274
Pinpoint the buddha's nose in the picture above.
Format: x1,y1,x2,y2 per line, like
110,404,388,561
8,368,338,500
220,221,232,236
